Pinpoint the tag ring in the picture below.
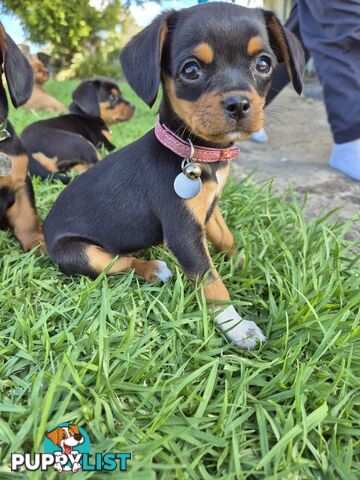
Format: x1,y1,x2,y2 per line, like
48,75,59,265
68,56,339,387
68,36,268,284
188,138,195,161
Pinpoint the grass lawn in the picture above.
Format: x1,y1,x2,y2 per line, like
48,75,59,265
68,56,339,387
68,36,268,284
1,79,359,479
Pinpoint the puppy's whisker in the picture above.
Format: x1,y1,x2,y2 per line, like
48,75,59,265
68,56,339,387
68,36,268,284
267,86,283,94
264,114,287,128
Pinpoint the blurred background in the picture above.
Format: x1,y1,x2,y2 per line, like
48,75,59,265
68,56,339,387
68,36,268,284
1,0,293,79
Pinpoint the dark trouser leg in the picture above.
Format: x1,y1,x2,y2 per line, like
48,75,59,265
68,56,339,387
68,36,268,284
267,0,360,144
298,0,360,143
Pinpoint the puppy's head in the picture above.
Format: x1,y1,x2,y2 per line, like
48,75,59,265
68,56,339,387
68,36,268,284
71,76,135,124
120,3,305,143
0,23,34,108
30,55,49,86
46,425,84,454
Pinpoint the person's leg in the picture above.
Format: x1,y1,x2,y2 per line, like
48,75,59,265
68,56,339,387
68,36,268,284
260,0,360,179
298,0,360,180
299,0,360,145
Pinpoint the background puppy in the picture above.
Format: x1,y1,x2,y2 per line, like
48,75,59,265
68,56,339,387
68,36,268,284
22,54,67,113
0,24,44,251
21,77,134,182
44,3,304,348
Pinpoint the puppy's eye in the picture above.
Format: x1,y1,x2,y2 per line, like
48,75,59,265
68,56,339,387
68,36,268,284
109,94,116,102
256,56,272,75
180,62,201,81
62,433,67,439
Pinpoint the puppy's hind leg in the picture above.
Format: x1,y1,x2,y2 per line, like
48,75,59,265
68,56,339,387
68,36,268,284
49,238,172,282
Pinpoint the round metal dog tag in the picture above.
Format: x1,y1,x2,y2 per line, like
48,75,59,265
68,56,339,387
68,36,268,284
174,172,202,199
0,152,12,176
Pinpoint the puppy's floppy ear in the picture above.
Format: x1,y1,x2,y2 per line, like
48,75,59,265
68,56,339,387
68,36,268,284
262,10,305,95
72,80,100,117
0,26,34,107
46,428,61,446
69,424,80,435
36,52,51,68
120,11,175,107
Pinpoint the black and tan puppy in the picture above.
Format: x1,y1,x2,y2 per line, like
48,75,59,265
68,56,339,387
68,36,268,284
0,24,44,251
21,77,134,182
44,4,304,348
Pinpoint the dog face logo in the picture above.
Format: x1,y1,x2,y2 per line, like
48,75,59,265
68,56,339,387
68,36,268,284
45,424,85,472
46,424,84,455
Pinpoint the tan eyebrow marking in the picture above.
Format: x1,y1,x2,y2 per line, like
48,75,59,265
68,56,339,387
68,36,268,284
193,42,214,64
247,36,263,56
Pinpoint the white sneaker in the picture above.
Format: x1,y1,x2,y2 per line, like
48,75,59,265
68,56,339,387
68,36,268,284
329,138,360,181
251,128,268,143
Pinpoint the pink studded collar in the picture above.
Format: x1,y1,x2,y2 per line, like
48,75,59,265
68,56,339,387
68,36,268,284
154,120,240,163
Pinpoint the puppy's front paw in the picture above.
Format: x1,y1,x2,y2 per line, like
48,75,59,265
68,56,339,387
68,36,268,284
214,305,266,349
154,260,172,283
22,234,46,253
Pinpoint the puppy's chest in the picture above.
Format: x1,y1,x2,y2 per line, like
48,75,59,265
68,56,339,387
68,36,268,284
185,164,230,225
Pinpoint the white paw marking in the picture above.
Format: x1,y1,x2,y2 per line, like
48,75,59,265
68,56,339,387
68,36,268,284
72,462,82,472
54,463,63,472
155,261,172,283
215,305,266,350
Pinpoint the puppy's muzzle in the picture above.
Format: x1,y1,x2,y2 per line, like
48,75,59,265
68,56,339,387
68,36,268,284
222,95,251,121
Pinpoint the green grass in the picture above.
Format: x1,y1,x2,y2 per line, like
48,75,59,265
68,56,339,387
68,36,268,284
1,80,360,479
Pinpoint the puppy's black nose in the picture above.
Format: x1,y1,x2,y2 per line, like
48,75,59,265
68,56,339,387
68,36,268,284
223,96,251,120
74,434,82,441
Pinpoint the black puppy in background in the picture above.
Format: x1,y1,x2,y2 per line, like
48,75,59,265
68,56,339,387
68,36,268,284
0,24,44,251
21,77,134,182
44,3,304,349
